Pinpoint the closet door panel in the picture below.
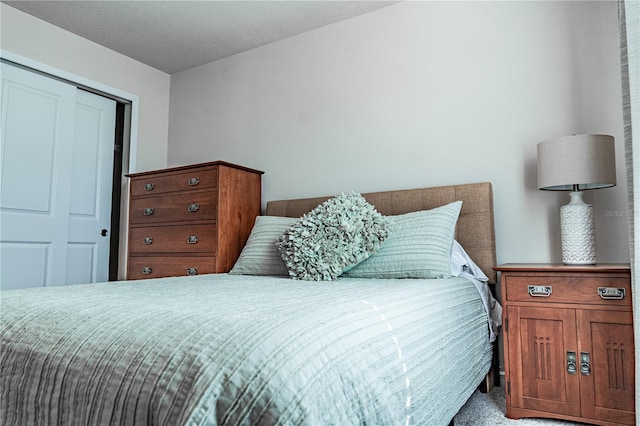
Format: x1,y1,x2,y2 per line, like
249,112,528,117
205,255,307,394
1,62,76,288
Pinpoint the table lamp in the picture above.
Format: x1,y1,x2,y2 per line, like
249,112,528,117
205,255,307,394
536,134,616,264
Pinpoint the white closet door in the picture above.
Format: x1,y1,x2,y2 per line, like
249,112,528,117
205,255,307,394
66,90,116,285
0,64,116,289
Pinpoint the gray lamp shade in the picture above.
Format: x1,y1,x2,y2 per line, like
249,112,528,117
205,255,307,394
537,134,617,191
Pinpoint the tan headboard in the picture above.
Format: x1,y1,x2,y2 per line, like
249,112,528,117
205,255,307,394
266,182,497,284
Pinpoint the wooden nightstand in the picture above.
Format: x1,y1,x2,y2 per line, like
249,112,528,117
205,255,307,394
494,263,635,426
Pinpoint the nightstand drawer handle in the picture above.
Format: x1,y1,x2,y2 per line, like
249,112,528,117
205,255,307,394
188,177,200,186
143,237,153,245
598,287,625,300
141,266,152,275
144,183,155,191
187,267,198,276
528,285,552,297
187,203,199,212
187,235,198,244
143,208,154,216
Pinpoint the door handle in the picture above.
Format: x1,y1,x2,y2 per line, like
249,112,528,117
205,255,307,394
101,229,109,237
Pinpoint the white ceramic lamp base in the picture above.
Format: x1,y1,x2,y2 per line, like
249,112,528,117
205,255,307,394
560,191,596,264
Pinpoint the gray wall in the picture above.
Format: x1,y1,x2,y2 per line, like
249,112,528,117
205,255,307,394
169,1,629,265
1,3,171,174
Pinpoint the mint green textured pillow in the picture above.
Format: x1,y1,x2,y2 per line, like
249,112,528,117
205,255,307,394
343,201,462,279
276,193,390,281
229,216,299,276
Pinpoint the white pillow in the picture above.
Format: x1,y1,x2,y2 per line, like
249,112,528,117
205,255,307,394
229,216,298,276
343,201,462,279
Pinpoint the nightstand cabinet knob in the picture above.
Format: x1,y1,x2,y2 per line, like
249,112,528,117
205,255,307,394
566,351,577,375
580,352,591,376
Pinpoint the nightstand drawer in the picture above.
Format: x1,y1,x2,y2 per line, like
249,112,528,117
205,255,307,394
127,256,216,280
129,224,217,254
504,274,631,306
130,167,218,197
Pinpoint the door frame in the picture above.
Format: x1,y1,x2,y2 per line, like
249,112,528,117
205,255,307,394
1,49,139,280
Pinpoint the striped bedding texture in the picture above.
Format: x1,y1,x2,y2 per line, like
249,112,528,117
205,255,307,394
0,274,493,425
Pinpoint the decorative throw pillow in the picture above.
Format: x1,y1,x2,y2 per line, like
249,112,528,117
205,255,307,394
343,201,462,279
229,216,299,276
276,193,390,281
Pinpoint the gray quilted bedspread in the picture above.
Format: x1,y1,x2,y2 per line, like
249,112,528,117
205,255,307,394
0,274,492,425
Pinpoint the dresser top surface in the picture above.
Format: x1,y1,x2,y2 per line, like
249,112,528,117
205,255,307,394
126,160,264,178
494,263,630,273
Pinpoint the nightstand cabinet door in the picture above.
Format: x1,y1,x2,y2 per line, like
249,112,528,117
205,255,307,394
578,309,636,425
506,306,581,418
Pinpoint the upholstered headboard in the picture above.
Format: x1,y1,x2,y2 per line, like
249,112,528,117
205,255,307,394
265,182,497,284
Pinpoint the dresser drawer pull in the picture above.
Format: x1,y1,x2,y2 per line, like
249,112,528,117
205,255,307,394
141,266,152,275
143,208,154,216
187,267,198,276
187,203,200,212
598,287,625,300
143,237,153,245
187,235,199,244
188,177,200,186
528,285,552,297
144,183,155,191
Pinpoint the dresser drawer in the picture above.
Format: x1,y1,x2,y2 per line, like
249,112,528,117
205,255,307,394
130,192,217,224
127,256,216,280
130,167,218,197
504,274,631,306
129,224,217,254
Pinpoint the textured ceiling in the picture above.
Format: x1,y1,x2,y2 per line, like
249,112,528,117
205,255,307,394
3,1,398,74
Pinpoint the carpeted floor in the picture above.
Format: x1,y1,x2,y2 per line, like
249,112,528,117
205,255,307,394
454,387,590,425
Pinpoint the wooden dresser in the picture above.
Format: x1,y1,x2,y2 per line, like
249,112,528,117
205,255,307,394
126,161,263,280
495,263,635,426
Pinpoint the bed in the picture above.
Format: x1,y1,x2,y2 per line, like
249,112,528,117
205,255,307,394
0,182,500,425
